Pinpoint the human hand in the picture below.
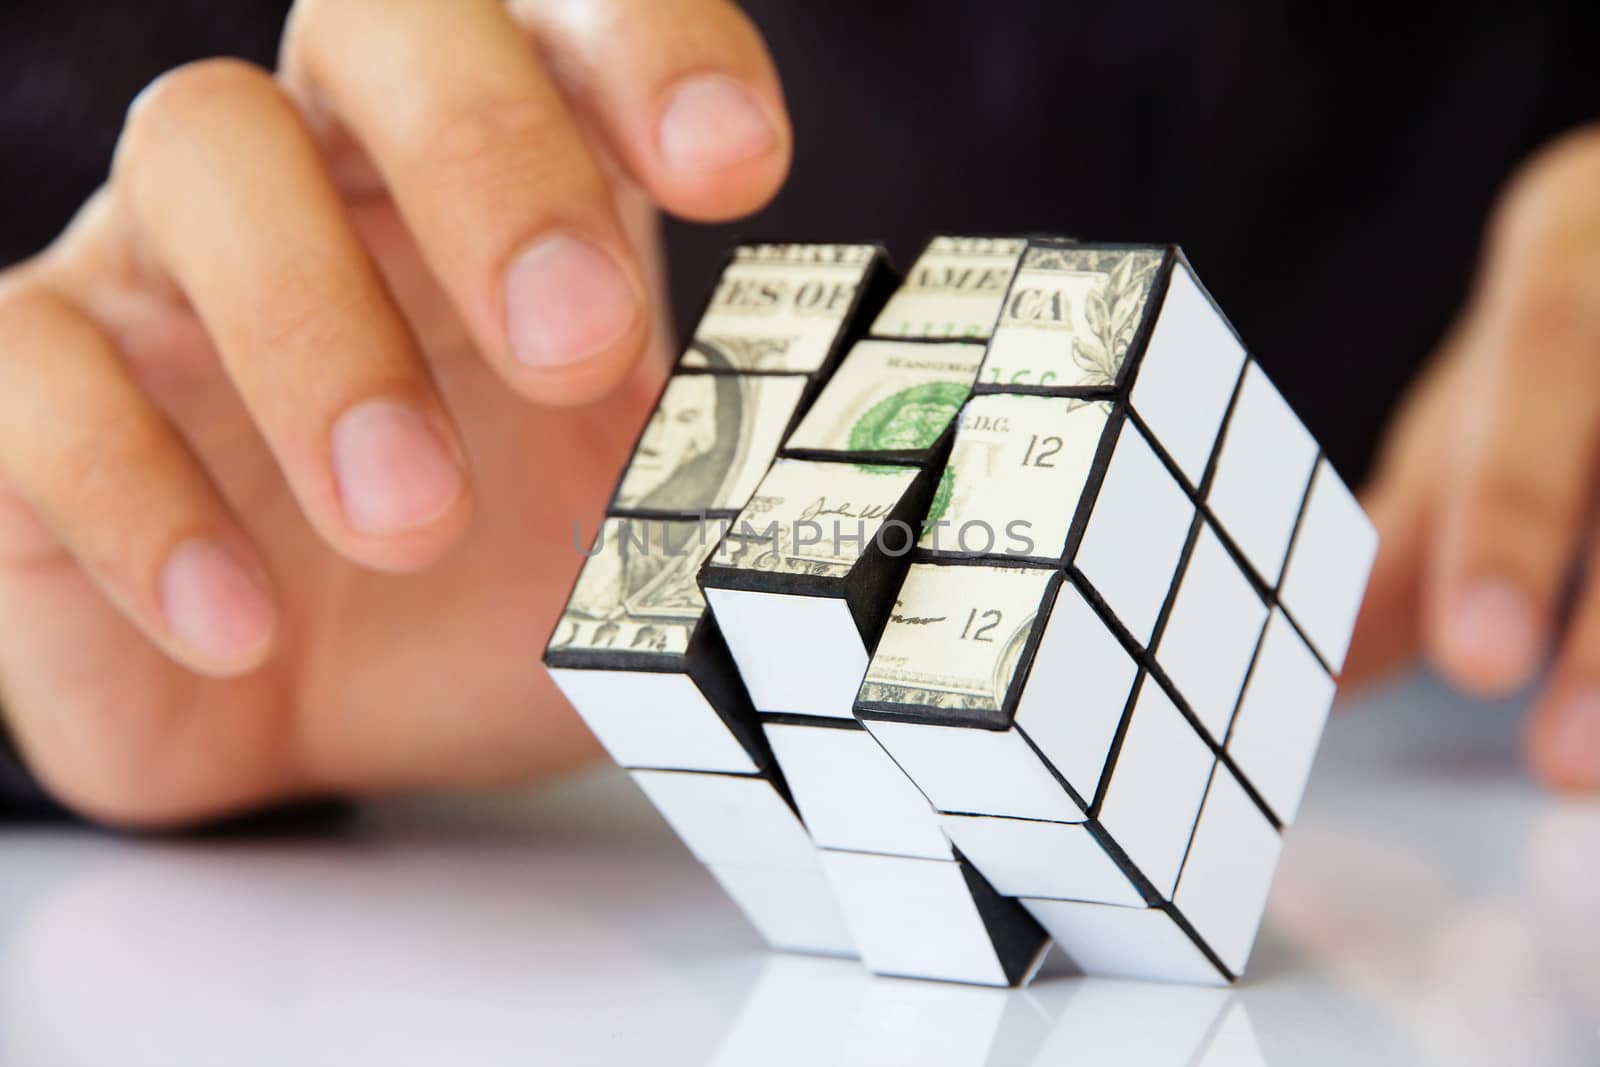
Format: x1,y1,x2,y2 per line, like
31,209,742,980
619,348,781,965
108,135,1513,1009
1348,126,1600,790
0,0,791,826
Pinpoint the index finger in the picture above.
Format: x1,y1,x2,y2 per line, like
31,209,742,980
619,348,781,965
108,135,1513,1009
283,0,649,403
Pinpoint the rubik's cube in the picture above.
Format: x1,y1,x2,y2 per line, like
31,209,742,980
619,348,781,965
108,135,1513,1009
543,237,1376,985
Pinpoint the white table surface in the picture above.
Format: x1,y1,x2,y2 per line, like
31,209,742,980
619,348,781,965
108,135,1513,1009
2,673,1597,1067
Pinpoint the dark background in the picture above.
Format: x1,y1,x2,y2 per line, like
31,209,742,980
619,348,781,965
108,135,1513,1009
3,1,1597,483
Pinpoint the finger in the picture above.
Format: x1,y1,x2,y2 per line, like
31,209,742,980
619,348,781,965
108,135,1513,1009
1343,484,1426,690
1343,338,1466,690
1425,130,1600,697
0,280,276,676
115,59,472,571
511,0,790,222
1526,543,1600,791
282,0,650,403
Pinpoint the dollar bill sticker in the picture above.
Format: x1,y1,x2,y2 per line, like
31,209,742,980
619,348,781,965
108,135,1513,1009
612,373,809,513
979,246,1163,389
784,339,983,456
683,244,877,373
710,458,919,578
859,562,1054,714
549,518,725,658
920,394,1112,559
870,236,1026,341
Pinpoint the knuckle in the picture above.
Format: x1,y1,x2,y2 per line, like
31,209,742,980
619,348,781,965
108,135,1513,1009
418,98,592,196
248,260,376,356
48,413,169,513
1470,463,1573,548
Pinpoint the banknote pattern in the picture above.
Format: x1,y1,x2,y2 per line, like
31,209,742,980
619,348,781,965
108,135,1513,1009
978,247,1162,390
549,518,723,657
612,373,809,513
684,244,878,373
920,394,1112,557
869,237,1026,341
709,458,919,578
857,563,1054,713
784,339,984,456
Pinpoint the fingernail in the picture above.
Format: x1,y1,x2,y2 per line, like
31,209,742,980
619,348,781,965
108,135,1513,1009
504,234,638,369
160,539,274,664
1543,692,1600,787
659,74,777,171
1449,580,1542,688
331,399,464,536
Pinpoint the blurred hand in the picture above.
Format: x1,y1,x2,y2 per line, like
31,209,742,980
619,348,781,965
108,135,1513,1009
1348,126,1600,791
0,0,791,827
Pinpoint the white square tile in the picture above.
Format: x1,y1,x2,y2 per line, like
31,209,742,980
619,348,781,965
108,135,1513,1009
1205,363,1319,585
1014,582,1140,801
1173,764,1283,976
1096,680,1215,896
820,851,1024,986
1279,460,1379,672
1022,898,1227,984
863,720,1084,823
705,588,866,718
630,770,816,871
1226,609,1336,824
1155,523,1268,743
940,814,1144,905
1074,421,1195,644
707,863,856,957
550,668,758,774
1129,262,1247,486
766,724,951,859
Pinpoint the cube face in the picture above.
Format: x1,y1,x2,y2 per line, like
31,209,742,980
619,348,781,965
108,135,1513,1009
1171,764,1283,975
977,243,1165,391
857,563,1056,722
784,340,983,460
870,236,1026,341
1127,260,1247,487
938,815,1143,906
1225,609,1336,824
611,372,808,514
1073,420,1195,644
1205,363,1319,585
864,719,1085,823
631,769,816,871
1022,899,1228,986
708,458,920,580
704,588,866,718
684,243,881,372
548,667,757,774
765,723,950,859
1154,522,1269,743
1012,581,1138,803
921,394,1113,559
1095,679,1216,897
1279,459,1379,671
548,518,717,662
819,850,1048,986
